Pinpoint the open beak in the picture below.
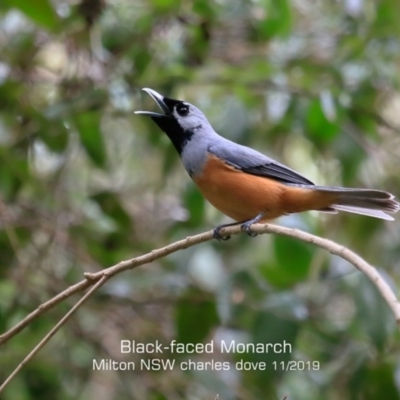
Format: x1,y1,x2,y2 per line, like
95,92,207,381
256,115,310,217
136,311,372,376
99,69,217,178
135,88,171,117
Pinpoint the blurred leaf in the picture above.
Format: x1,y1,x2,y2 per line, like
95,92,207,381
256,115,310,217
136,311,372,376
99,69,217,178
239,310,299,392
259,236,312,288
352,273,395,350
364,363,400,400
175,289,219,345
91,191,132,232
0,147,29,200
71,225,130,265
306,98,340,144
0,81,23,111
332,134,366,185
229,271,272,328
131,48,152,75
3,0,59,31
255,0,292,39
184,22,211,66
74,111,106,168
0,162,21,201
148,391,169,400
182,185,204,228
373,0,400,37
252,311,298,364
22,363,60,398
150,0,179,12
161,142,180,177
193,0,215,18
39,119,69,153
348,83,380,137
3,32,37,71
224,61,273,84
350,362,400,400
0,231,16,274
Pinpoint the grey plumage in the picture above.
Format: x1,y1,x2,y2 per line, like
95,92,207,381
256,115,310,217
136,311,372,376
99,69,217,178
208,141,314,185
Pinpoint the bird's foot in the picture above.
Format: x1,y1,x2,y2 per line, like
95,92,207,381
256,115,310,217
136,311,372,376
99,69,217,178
213,214,265,240
213,225,231,241
240,213,265,237
240,221,258,237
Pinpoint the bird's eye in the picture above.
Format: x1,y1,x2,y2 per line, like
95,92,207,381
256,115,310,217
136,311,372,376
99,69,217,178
176,104,189,116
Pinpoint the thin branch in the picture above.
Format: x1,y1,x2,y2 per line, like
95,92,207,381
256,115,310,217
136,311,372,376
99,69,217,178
1,223,399,350
0,276,108,393
248,225,400,323
0,223,399,392
0,230,213,346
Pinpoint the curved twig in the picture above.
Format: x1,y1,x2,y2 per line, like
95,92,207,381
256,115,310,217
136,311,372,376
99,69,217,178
0,223,399,393
0,276,108,393
1,224,399,348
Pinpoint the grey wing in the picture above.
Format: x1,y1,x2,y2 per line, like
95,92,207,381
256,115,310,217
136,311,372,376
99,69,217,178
208,140,315,186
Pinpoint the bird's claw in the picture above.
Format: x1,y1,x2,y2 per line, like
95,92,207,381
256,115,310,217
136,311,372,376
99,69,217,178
241,222,258,237
213,226,231,241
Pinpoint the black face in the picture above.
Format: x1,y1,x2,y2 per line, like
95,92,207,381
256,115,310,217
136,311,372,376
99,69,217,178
161,97,189,116
135,89,195,156
149,98,194,155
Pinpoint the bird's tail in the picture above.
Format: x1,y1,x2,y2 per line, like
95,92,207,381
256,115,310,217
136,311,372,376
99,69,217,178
314,186,399,221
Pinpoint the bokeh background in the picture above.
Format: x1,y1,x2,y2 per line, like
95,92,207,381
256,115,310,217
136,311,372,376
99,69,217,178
1,0,400,399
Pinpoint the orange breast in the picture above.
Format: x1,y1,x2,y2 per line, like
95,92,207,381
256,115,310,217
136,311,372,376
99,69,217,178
192,153,339,222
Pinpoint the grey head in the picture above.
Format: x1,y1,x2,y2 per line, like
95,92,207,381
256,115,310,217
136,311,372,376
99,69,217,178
135,88,219,175
135,88,216,154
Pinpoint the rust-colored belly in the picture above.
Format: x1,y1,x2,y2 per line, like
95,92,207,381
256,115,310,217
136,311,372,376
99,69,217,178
192,154,338,222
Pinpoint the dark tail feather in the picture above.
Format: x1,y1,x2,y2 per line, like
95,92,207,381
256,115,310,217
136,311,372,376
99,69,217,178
315,186,400,221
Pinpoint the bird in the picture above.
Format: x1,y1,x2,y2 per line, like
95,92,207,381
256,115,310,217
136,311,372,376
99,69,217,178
135,88,399,240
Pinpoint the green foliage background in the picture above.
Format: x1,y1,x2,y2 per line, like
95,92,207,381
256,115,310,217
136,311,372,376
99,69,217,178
1,0,400,398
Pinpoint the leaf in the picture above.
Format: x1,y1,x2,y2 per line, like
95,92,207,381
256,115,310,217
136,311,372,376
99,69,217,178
0,147,29,200
150,0,179,12
175,289,219,346
306,98,340,143
74,111,107,168
352,273,396,350
365,363,400,400
193,0,215,18
182,185,205,228
373,0,400,37
259,236,312,288
161,143,180,178
0,231,17,275
71,226,129,265
38,119,69,153
256,0,293,39
251,311,299,364
350,363,400,400
90,191,132,232
3,0,59,31
0,81,23,112
333,134,365,185
239,310,299,392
